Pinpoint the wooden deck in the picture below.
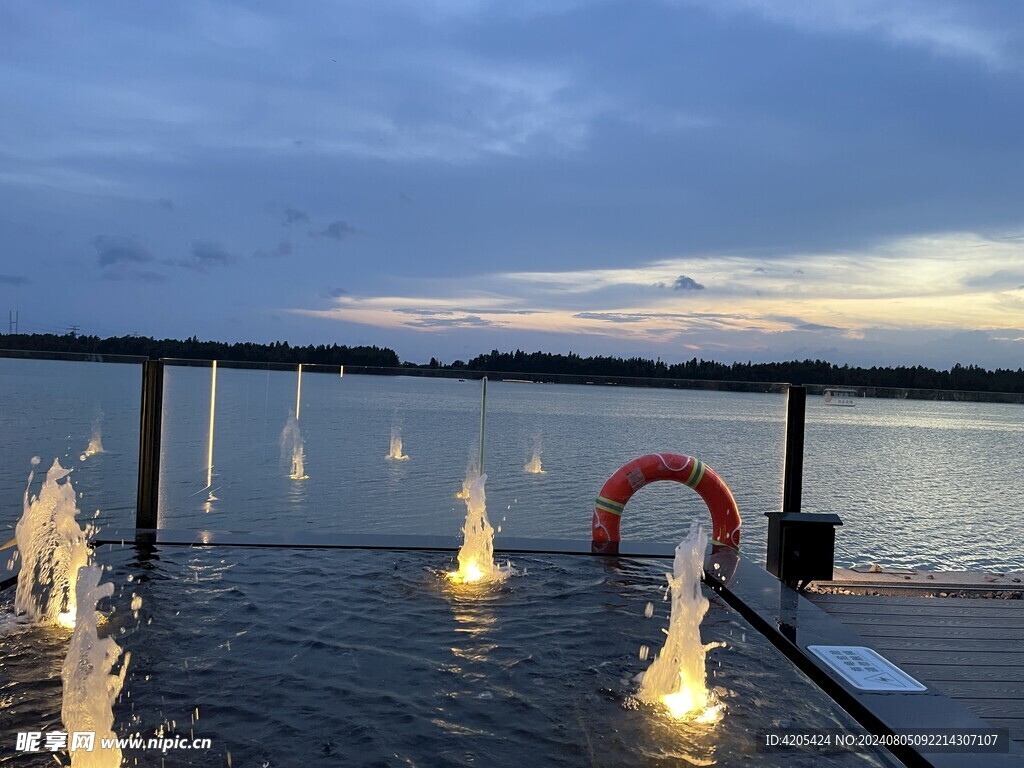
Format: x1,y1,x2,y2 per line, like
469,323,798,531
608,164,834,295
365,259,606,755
809,593,1024,752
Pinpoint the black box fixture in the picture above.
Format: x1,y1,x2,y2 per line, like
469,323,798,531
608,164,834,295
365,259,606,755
765,512,843,589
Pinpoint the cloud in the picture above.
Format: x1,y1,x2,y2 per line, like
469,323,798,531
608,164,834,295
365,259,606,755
673,275,705,291
795,322,842,332
573,312,647,324
675,0,1010,69
253,241,293,259
157,198,175,211
403,315,497,328
0,274,29,285
315,220,357,241
292,229,1024,364
962,269,1024,290
283,206,309,225
92,235,153,267
392,307,542,316
325,286,349,298
174,240,236,271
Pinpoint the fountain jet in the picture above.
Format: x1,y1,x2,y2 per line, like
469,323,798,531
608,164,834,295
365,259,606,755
448,475,509,585
385,425,409,461
15,459,90,627
280,412,308,480
639,522,722,723
61,565,129,767
84,418,104,457
524,441,544,474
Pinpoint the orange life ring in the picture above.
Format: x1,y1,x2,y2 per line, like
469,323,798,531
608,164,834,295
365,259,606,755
593,453,741,550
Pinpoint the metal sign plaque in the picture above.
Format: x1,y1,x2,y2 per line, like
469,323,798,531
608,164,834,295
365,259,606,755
808,645,927,692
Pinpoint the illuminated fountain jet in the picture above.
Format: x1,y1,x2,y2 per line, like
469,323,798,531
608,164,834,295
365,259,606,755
639,522,723,723
14,459,90,628
447,475,511,585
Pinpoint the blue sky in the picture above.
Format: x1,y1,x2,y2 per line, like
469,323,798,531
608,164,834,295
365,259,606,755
1,0,1022,367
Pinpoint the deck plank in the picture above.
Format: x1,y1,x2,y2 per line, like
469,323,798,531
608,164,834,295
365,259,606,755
811,613,1024,629
849,624,1024,640
810,594,1024,612
870,649,1024,667
925,681,1024,699
897,664,1024,684
862,637,1024,653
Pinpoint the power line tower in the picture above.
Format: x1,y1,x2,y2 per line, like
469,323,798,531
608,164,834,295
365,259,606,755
7,310,17,334
67,324,80,338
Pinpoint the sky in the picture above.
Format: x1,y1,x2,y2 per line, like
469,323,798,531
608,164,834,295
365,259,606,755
1,0,1022,368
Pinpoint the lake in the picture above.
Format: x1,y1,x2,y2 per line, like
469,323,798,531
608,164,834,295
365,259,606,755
2,357,1021,572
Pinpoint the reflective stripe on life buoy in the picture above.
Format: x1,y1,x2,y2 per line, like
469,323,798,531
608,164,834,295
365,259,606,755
593,453,741,550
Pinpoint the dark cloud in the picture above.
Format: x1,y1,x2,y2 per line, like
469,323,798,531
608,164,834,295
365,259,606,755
393,308,452,316
465,308,542,315
962,269,1024,290
403,315,497,328
173,240,236,271
0,274,29,285
768,315,843,333
253,241,293,259
92,235,153,267
673,275,705,291
795,322,842,332
316,220,357,241
157,198,175,211
325,287,348,298
283,206,309,226
574,312,647,323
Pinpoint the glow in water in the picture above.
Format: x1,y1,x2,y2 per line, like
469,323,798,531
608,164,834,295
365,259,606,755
15,459,90,627
386,426,409,461
448,474,509,585
639,523,722,722
61,565,130,768
84,419,104,457
280,413,308,480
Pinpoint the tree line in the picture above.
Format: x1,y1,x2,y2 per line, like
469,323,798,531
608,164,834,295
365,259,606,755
0,333,399,367
444,349,1024,394
3,334,1022,394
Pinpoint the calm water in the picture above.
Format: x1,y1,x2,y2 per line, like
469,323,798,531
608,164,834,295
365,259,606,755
1,359,1022,571
0,545,899,767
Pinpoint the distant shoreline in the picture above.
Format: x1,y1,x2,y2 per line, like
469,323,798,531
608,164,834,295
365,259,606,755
2,332,1022,404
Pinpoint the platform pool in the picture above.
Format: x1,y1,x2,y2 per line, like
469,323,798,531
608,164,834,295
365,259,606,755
2,545,901,766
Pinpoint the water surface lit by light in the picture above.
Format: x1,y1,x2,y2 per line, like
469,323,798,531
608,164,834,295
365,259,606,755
2,546,903,767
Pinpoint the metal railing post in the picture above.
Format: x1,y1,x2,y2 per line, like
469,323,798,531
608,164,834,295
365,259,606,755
135,359,164,530
782,384,806,513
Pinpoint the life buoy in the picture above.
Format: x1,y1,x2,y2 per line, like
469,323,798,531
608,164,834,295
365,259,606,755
593,453,741,550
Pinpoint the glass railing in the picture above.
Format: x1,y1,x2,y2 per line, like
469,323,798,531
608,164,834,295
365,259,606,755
0,349,145,533
156,361,483,536
3,351,1021,573
802,384,1024,572
482,376,788,551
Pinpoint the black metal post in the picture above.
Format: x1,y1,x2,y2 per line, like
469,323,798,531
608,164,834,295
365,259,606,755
135,360,164,530
782,384,806,513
